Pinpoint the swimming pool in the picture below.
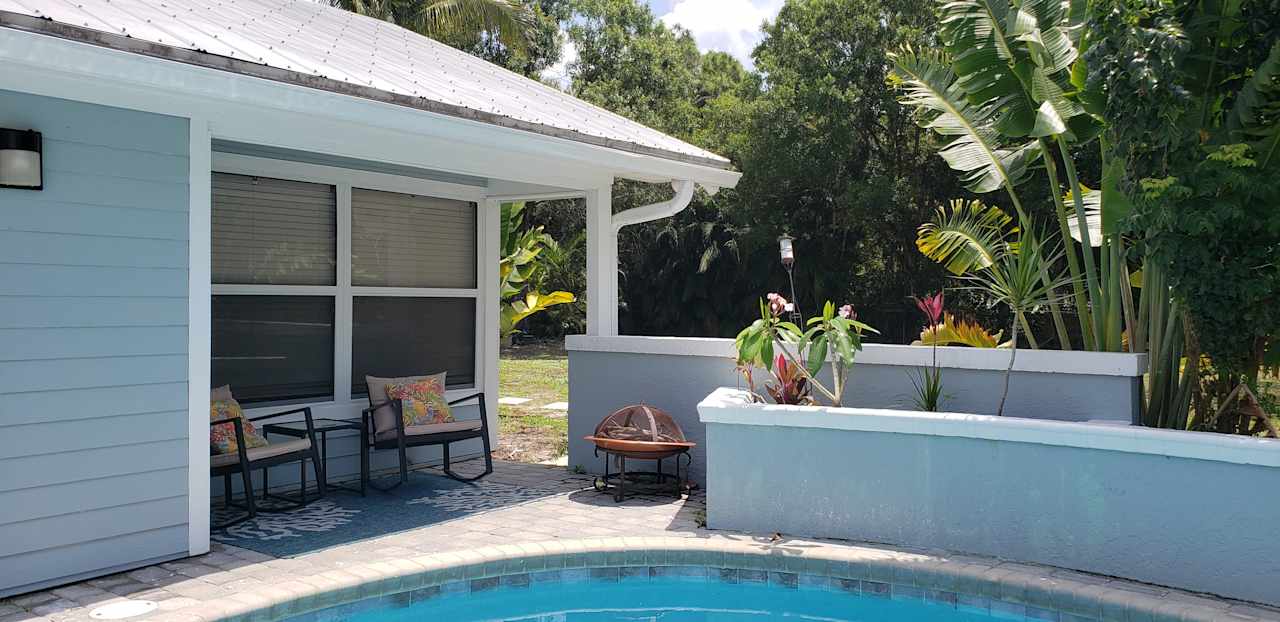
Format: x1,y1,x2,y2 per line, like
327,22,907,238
290,567,1042,622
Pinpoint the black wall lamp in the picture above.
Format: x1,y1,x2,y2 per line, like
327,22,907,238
0,128,42,190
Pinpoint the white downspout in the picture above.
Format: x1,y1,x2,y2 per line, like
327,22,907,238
611,179,697,233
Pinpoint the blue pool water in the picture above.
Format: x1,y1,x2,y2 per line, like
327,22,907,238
335,579,1002,621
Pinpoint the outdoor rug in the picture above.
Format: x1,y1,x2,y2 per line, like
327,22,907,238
211,471,565,557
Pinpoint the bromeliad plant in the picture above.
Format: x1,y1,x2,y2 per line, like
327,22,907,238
735,294,877,407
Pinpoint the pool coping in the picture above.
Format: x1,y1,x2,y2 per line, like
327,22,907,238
187,536,1277,622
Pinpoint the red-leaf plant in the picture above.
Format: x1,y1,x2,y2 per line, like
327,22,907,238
735,294,878,407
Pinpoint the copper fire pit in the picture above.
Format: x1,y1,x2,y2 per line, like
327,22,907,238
585,404,695,502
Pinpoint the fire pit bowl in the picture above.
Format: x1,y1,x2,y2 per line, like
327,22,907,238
585,404,695,502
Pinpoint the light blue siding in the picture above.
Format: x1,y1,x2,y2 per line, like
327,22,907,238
0,89,190,597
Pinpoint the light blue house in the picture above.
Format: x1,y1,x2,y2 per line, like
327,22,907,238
0,0,740,597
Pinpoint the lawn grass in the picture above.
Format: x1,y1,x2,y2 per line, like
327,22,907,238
496,340,569,463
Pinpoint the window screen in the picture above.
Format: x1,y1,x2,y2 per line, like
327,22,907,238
212,296,335,404
352,297,476,396
351,188,477,288
213,173,336,285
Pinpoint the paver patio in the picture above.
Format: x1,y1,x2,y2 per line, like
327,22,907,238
3,461,1278,622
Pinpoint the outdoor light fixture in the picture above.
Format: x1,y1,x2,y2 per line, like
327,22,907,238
0,128,42,190
778,234,802,323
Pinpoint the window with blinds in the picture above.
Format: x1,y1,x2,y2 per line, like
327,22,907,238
211,296,335,404
210,161,481,406
351,297,477,395
351,188,477,289
212,173,336,286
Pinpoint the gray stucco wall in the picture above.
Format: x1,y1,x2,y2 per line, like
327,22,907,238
567,341,1141,486
0,90,191,597
703,418,1280,606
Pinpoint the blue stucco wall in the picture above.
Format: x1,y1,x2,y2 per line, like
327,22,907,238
0,90,190,597
567,344,1141,486
703,415,1280,606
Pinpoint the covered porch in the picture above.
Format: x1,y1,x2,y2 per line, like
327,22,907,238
0,0,738,599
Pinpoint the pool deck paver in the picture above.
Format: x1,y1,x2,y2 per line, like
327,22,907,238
2,460,1277,622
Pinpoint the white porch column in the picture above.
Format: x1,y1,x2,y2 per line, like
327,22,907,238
480,198,501,445
585,183,617,336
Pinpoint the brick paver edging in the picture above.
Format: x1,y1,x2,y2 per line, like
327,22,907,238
188,536,1274,622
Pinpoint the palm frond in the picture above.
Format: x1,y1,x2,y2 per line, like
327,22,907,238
892,48,1042,195
916,199,1014,275
418,0,536,51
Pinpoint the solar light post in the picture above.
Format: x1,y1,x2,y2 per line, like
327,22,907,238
778,235,803,324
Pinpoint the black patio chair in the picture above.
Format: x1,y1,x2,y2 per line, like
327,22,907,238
360,391,493,491
211,406,324,529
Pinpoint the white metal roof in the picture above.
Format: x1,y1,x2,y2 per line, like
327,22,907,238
0,0,732,169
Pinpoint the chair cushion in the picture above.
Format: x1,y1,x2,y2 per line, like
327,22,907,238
210,397,268,455
375,418,482,442
211,437,312,468
366,373,451,436
210,385,234,401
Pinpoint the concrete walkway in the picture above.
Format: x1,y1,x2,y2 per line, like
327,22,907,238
2,461,1277,622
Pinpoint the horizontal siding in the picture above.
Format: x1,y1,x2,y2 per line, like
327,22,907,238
0,438,187,492
0,89,191,597
0,383,187,426
0,265,187,297
0,526,188,598
0,298,187,329
1,200,189,240
0,411,186,460
0,468,187,526
16,169,188,212
0,355,189,394
0,326,188,361
0,497,187,558
0,230,188,269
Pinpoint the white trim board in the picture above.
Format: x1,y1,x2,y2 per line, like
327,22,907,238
698,388,1280,468
565,335,1148,377
187,118,212,556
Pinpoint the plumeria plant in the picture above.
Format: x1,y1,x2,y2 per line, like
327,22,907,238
908,292,945,411
735,294,877,407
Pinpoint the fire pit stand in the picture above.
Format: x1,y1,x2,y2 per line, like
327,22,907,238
584,404,696,503
592,447,691,502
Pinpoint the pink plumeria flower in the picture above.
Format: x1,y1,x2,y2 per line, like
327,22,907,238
838,304,854,319
767,293,790,316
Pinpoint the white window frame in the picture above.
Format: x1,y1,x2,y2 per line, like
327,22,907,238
210,153,487,413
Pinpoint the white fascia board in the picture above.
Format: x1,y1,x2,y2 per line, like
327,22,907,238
0,28,742,191
565,335,1149,376
698,387,1280,468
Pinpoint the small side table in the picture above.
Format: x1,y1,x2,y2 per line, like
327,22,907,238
263,418,366,496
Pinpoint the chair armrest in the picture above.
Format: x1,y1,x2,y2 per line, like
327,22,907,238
209,417,240,427
361,401,392,416
447,392,484,407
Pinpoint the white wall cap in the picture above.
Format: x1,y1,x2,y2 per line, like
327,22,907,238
698,387,1280,468
566,335,1148,377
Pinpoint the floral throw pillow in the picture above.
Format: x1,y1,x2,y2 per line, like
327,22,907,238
210,398,269,455
384,374,454,429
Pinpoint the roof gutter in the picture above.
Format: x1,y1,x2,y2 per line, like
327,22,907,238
612,180,696,233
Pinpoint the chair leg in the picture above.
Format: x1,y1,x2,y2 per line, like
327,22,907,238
442,436,493,483
311,445,325,499
241,468,257,519
360,441,369,497
398,445,409,484
223,475,231,509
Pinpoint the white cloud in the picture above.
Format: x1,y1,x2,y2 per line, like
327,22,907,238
540,36,578,90
659,0,782,68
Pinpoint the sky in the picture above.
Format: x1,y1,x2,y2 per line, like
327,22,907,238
543,0,781,86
